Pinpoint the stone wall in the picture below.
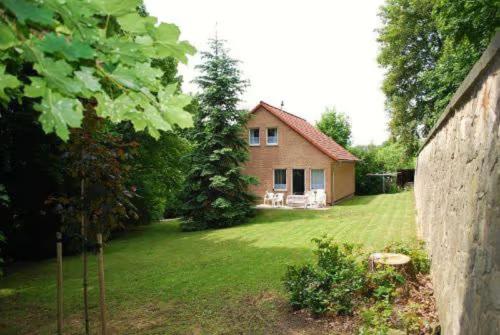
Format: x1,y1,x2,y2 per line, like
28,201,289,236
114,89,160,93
415,33,500,334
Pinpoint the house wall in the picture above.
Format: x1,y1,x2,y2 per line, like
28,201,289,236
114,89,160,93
332,161,355,202
243,107,334,203
414,34,499,334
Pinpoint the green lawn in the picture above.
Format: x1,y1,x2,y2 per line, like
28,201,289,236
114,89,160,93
0,191,416,334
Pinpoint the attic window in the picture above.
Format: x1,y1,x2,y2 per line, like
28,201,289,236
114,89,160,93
267,128,278,145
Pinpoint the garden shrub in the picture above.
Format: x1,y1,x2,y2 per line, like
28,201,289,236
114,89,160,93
365,265,405,301
399,303,425,334
358,300,393,335
282,263,318,310
284,236,432,335
283,236,366,315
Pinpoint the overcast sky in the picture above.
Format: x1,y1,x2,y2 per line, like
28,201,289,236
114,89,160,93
144,0,388,145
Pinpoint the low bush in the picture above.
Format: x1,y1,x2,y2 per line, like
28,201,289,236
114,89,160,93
283,237,433,333
283,236,365,315
358,300,393,335
365,265,405,301
399,302,425,334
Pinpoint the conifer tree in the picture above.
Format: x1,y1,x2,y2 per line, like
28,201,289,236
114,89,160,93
181,38,256,231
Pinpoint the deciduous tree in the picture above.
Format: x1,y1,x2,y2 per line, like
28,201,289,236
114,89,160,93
377,0,497,155
316,107,352,148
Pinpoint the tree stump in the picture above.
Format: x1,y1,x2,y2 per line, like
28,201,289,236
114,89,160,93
369,252,413,295
369,252,412,274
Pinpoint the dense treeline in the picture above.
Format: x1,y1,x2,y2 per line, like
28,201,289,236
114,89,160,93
0,61,192,261
0,0,196,263
378,0,498,155
351,142,414,195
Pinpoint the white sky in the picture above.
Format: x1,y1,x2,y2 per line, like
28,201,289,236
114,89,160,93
145,0,388,145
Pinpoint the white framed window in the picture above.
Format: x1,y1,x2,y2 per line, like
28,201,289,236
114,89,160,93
311,169,325,190
248,128,260,146
266,128,278,145
273,169,287,190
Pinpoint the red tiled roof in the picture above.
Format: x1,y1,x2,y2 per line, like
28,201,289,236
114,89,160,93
250,101,359,161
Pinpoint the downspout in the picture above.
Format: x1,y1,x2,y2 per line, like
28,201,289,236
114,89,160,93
331,161,337,204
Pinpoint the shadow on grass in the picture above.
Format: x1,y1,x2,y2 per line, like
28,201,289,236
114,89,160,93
0,191,416,335
0,221,317,335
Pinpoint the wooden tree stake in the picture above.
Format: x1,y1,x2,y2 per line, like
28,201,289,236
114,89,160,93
81,178,90,335
56,232,63,335
97,233,107,335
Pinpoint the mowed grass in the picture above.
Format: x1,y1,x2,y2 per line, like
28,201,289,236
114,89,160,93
0,191,416,334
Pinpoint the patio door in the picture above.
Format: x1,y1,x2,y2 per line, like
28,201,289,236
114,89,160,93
292,169,305,195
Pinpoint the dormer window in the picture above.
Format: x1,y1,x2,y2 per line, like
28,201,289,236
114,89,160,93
249,128,260,146
267,128,278,145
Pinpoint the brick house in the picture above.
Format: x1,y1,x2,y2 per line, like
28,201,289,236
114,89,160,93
243,101,359,205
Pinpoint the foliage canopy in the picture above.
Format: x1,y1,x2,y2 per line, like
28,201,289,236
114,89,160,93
377,0,498,155
0,0,196,140
350,142,414,195
316,106,352,148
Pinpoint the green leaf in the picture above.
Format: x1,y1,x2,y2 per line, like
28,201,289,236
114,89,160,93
154,23,181,42
134,62,163,89
109,64,140,90
34,57,82,95
88,0,140,17
151,23,196,63
0,65,20,100
24,77,47,98
35,90,83,141
45,0,100,41
75,67,102,92
103,37,148,65
35,33,95,61
135,35,156,57
2,0,54,25
0,22,18,50
95,92,171,139
158,84,193,128
143,103,172,138
108,62,162,92
95,92,135,123
117,13,156,34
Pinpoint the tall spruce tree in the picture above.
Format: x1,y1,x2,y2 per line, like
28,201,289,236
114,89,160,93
180,38,256,231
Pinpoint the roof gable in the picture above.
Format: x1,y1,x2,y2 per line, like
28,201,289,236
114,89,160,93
250,101,359,162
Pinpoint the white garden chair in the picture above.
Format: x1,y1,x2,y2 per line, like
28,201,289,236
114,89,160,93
305,191,315,207
307,189,327,207
263,191,275,206
273,193,284,207
315,189,327,207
